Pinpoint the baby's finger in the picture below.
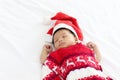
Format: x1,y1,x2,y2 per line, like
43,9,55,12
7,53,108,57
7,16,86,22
87,42,94,48
46,45,50,49
46,45,52,50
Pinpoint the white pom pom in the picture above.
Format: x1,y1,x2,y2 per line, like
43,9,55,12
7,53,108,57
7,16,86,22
42,16,51,25
44,34,52,43
42,13,55,25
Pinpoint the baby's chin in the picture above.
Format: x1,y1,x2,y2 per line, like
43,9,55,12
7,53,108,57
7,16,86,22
55,43,76,50
56,45,68,50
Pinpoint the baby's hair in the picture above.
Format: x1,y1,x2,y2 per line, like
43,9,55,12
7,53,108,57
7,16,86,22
52,28,76,45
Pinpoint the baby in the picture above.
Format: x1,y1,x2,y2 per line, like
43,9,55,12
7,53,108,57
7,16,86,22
40,12,112,80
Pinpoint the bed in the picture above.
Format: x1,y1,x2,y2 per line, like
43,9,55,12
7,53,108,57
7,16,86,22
0,0,120,80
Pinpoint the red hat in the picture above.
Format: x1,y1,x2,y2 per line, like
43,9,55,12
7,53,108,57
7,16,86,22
47,12,83,42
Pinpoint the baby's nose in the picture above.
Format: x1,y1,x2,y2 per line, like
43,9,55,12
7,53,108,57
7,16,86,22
58,38,63,43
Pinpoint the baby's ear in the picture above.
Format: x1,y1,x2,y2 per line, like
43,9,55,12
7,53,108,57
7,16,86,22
75,37,79,43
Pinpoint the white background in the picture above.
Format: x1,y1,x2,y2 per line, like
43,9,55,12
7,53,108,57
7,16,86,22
0,0,120,80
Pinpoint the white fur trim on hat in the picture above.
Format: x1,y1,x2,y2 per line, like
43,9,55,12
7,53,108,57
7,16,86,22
53,23,79,39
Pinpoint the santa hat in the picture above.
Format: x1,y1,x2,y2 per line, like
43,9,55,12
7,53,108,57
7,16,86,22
47,12,83,43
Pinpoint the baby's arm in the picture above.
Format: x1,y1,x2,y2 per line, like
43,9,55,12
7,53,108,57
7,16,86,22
87,42,101,62
40,44,53,64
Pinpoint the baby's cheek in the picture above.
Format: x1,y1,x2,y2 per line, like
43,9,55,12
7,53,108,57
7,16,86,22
55,43,58,48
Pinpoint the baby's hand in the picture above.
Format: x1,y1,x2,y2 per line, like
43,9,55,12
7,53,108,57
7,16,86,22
43,44,53,54
87,41,101,62
86,41,97,50
40,44,53,64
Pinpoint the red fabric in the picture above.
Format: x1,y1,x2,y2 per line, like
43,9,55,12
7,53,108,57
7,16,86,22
43,43,112,80
46,43,102,79
78,75,113,80
43,71,61,80
48,43,94,64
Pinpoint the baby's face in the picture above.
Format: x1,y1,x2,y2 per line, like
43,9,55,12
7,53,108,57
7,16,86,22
53,29,77,50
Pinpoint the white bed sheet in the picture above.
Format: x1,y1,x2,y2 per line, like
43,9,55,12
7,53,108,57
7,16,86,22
0,0,120,80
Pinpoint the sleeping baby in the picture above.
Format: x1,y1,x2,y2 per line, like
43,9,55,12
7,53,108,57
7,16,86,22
40,12,112,80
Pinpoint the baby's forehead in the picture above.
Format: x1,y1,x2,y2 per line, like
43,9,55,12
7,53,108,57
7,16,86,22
54,29,70,37
52,28,73,43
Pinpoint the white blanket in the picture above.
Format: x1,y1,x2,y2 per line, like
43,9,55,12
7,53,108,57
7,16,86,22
0,0,120,80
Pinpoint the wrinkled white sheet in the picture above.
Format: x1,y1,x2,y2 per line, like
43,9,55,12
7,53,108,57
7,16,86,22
0,0,120,80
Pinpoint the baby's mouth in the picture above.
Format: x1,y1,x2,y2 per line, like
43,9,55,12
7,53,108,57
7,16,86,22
59,42,65,47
